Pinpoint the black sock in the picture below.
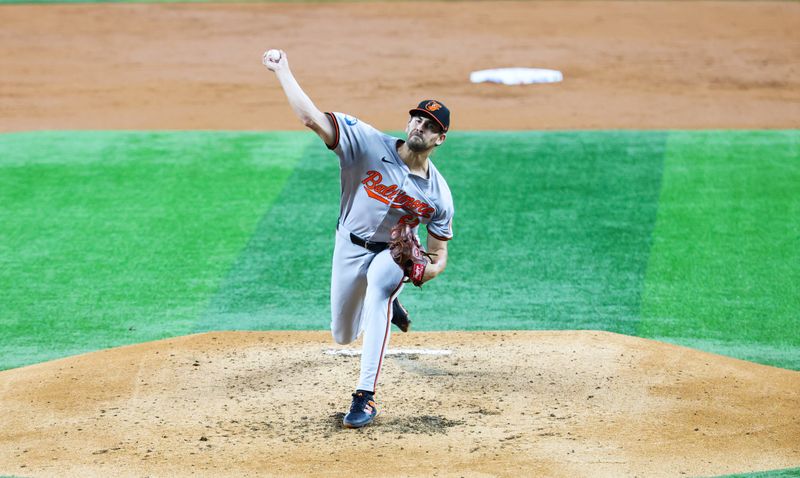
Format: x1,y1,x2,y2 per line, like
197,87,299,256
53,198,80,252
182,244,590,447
356,389,374,397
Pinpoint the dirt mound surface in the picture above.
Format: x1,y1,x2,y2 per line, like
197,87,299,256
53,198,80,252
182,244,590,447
1,331,798,477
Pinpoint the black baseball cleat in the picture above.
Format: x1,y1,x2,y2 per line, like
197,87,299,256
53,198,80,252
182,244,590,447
391,298,411,333
343,391,378,429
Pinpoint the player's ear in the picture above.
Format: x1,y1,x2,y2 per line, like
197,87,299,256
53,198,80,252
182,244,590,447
435,133,446,146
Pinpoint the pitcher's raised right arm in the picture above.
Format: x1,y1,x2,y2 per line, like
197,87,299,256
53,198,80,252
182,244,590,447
263,50,336,148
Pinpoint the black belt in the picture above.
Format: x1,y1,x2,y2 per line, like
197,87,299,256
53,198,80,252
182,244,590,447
349,233,389,253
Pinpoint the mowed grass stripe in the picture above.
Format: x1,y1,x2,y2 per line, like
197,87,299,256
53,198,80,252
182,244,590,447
0,131,308,370
194,137,339,331
705,467,800,478
2,130,797,371
196,131,667,334
422,131,666,333
639,131,800,370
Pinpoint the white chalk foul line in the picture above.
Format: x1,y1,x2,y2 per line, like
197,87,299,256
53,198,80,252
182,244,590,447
325,348,452,357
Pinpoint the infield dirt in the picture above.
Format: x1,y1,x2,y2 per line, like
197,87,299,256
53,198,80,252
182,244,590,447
1,331,799,477
0,1,798,132
1,1,799,477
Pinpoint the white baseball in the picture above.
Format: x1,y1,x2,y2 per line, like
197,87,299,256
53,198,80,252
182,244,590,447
265,49,281,63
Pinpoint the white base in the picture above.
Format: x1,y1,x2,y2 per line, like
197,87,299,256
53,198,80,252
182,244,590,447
470,67,563,85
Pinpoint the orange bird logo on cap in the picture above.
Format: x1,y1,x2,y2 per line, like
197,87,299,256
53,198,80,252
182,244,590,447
425,101,442,112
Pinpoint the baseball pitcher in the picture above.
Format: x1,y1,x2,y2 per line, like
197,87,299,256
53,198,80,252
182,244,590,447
263,49,454,428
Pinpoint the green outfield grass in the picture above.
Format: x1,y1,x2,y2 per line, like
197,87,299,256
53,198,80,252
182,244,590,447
639,131,800,369
1,130,797,371
708,468,800,478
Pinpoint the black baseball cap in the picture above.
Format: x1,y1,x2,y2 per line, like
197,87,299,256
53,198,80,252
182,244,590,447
409,100,450,132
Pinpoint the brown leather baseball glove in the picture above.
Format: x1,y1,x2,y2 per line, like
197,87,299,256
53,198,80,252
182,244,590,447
389,223,434,287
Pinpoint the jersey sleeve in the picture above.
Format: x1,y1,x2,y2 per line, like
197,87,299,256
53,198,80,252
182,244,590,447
325,112,378,168
427,201,454,241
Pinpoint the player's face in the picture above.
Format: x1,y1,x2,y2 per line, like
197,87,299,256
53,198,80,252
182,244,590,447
406,115,446,153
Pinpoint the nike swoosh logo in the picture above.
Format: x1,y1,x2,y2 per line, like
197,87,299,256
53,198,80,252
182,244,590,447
381,157,392,164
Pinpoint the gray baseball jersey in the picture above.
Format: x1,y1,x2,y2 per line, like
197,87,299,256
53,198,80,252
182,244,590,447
325,111,454,394
325,112,455,243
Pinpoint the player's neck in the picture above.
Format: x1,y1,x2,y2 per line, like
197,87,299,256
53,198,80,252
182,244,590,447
397,142,430,178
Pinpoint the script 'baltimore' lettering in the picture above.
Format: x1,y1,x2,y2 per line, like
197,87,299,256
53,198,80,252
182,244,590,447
361,170,435,218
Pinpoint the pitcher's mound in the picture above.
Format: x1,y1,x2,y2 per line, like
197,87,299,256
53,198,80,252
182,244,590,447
1,331,798,477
